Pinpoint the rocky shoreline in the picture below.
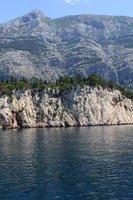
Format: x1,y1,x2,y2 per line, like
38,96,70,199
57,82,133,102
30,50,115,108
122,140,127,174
0,86,133,129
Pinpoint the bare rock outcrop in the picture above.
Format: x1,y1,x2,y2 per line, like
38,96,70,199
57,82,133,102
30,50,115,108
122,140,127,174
0,86,133,129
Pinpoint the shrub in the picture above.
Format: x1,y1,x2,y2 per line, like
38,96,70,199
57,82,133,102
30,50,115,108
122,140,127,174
0,74,133,100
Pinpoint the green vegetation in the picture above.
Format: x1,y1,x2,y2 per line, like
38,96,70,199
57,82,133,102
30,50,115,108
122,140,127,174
0,74,133,100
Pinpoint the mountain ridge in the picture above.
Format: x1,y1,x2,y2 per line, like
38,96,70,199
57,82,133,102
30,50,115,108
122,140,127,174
0,10,133,87
2,10,133,25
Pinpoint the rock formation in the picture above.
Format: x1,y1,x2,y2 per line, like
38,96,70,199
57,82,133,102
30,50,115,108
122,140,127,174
0,86,133,129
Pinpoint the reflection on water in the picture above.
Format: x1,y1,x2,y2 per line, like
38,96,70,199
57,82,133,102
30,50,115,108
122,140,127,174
0,126,133,199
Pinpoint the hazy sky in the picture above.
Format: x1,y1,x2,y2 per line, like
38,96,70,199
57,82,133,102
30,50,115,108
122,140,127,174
0,0,133,23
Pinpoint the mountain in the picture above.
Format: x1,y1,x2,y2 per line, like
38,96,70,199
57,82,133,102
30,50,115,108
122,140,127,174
0,10,133,87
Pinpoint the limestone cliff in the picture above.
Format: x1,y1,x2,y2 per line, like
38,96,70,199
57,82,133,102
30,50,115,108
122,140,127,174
0,86,133,129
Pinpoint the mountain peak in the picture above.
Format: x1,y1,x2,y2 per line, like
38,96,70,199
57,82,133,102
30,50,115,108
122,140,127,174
21,9,45,22
29,9,45,17
17,9,46,24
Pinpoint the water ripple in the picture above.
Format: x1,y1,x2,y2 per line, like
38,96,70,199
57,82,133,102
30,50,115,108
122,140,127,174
0,126,133,199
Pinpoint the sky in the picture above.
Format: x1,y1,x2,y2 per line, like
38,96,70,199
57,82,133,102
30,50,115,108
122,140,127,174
0,0,133,23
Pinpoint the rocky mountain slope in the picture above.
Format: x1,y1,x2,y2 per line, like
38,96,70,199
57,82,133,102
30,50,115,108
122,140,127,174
0,86,133,129
0,10,133,87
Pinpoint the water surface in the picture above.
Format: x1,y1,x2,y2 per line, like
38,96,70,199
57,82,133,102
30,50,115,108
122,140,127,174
0,126,133,200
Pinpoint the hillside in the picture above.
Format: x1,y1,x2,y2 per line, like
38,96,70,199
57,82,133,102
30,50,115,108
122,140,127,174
0,10,133,87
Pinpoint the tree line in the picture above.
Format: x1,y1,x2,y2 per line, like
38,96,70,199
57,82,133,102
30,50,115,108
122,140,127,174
0,74,133,100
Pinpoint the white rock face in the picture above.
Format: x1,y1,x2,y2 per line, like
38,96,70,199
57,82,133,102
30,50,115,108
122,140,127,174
0,86,133,129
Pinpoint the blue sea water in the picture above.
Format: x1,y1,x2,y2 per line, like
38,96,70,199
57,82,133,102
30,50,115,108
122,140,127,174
0,126,133,200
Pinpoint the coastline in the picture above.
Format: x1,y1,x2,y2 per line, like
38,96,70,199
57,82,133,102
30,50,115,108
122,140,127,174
0,86,133,130
1,123,133,130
